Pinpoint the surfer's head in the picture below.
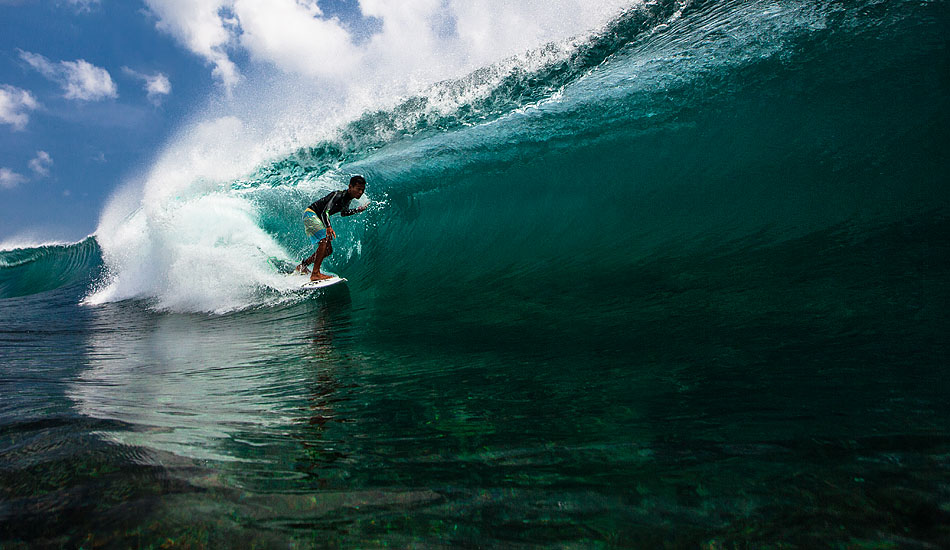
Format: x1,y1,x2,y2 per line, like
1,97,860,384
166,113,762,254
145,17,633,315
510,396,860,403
348,175,366,199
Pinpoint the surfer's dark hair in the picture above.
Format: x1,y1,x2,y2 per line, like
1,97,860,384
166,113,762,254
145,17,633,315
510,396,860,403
349,175,366,186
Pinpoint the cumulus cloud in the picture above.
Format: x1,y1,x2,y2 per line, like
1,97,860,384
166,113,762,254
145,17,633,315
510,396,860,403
143,0,631,93
29,151,53,177
123,67,172,105
233,0,359,78
0,84,39,130
19,50,118,101
144,0,241,90
0,168,27,190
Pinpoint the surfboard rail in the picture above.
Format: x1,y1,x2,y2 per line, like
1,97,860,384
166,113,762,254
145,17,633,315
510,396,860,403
300,276,347,289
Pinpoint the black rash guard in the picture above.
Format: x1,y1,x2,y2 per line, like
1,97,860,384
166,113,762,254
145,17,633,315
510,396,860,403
307,190,359,228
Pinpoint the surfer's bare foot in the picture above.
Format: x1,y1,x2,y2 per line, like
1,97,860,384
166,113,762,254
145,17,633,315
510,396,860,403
310,273,333,281
295,264,310,275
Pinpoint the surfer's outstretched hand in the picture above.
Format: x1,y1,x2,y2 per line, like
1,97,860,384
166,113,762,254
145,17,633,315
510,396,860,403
327,227,337,240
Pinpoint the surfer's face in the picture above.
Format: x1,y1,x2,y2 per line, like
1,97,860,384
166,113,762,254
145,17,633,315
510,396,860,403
348,182,365,199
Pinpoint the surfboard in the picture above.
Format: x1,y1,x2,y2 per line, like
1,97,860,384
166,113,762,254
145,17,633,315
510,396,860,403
300,276,347,290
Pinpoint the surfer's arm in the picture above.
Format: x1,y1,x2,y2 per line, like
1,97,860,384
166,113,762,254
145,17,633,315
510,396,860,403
340,205,367,217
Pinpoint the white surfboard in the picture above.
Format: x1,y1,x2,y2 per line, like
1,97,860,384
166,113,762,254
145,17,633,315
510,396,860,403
300,276,347,290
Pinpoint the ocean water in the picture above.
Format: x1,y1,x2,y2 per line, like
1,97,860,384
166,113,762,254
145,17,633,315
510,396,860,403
2,0,950,547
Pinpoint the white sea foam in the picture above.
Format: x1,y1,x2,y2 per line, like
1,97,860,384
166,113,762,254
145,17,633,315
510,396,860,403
87,191,298,313
0,235,83,252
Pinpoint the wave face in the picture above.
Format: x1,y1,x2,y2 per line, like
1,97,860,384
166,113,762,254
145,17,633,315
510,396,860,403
0,238,102,300
3,0,949,312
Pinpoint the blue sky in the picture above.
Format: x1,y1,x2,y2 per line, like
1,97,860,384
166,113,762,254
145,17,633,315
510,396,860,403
0,0,368,244
0,0,627,246
1,2,194,243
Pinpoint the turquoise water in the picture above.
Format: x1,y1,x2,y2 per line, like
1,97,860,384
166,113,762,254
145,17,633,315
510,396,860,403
2,0,950,547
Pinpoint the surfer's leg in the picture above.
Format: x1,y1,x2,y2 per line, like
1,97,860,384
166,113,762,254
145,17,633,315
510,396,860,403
297,249,321,273
301,250,319,267
310,239,333,281
296,254,313,274
300,211,327,274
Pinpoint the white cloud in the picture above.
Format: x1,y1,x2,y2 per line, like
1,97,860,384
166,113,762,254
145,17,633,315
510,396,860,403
61,59,117,100
66,0,101,13
29,151,53,177
143,0,631,93
144,0,241,90
20,50,118,101
0,167,27,190
233,0,358,78
123,67,172,105
0,84,39,130
145,73,172,100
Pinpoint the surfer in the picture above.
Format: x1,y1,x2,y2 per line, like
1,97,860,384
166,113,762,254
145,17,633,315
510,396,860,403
296,175,368,281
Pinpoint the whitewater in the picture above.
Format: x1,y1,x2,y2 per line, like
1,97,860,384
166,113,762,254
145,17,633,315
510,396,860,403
2,0,949,547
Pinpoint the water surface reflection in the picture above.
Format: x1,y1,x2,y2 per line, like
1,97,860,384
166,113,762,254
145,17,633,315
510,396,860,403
70,291,358,472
